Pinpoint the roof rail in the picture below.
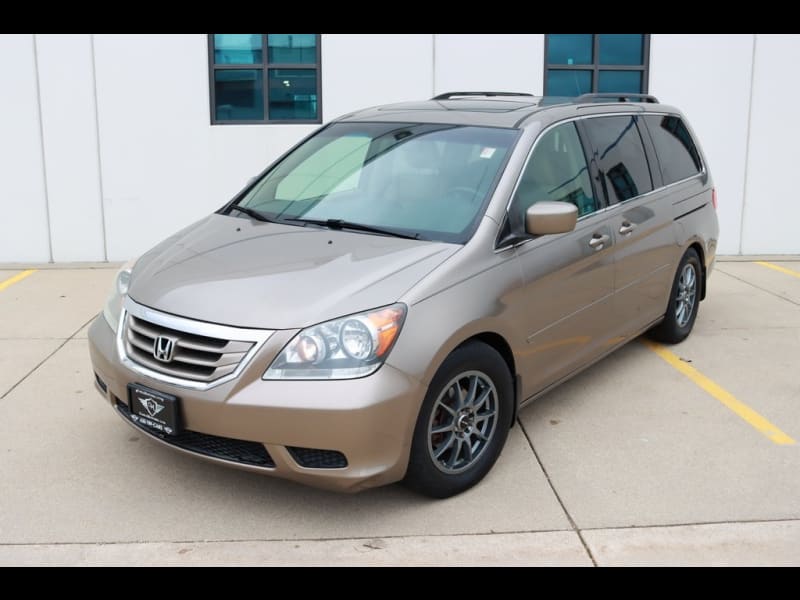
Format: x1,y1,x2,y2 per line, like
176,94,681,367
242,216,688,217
432,91,535,100
574,93,659,104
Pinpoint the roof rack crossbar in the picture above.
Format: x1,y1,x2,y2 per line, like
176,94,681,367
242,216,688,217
432,91,535,100
573,93,659,104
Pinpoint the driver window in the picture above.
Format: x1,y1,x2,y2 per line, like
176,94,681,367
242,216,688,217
510,122,596,231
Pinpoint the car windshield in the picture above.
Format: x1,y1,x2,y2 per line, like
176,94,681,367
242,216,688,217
236,122,520,243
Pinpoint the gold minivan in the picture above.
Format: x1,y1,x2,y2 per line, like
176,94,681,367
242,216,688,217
89,92,719,498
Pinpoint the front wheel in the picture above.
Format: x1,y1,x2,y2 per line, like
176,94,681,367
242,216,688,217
649,248,702,344
403,342,514,498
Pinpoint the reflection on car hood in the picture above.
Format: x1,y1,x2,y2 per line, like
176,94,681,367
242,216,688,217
128,214,459,329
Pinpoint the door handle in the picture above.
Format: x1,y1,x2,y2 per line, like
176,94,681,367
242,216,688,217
589,233,610,251
619,221,636,235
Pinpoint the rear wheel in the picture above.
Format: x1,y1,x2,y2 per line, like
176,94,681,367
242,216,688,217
404,342,513,498
649,248,702,344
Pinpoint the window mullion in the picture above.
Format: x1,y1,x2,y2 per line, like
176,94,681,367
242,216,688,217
268,33,269,123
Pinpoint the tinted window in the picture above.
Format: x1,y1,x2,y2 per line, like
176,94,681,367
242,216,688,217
267,34,317,64
598,71,642,94
644,115,703,185
598,34,644,65
582,116,653,203
511,122,596,229
548,34,593,64
210,34,321,124
545,34,649,97
547,70,592,96
214,70,264,121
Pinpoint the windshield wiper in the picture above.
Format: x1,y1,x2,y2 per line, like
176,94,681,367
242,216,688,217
283,218,421,240
228,205,276,223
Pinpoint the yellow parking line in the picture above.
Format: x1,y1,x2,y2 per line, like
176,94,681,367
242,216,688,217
0,269,36,292
641,339,796,445
755,261,800,279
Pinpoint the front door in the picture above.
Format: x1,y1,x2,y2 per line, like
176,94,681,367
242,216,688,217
508,121,618,400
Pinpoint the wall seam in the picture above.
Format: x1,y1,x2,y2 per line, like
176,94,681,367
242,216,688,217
738,33,757,255
431,34,436,97
89,34,109,261
32,34,54,263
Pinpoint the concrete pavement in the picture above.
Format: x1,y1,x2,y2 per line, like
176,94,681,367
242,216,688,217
0,260,798,565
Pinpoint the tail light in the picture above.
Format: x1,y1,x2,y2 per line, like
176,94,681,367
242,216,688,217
711,188,718,210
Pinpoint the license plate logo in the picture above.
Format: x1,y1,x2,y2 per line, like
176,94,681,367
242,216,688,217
140,397,165,418
129,384,180,436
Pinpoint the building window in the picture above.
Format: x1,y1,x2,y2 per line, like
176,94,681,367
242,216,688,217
208,34,321,124
544,34,649,97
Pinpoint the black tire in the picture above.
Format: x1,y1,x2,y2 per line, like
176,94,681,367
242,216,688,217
403,341,514,499
649,248,702,344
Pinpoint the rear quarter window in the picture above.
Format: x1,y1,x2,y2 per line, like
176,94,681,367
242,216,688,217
643,114,703,185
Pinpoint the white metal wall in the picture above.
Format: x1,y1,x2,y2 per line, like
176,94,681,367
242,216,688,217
0,35,50,262
1,33,798,262
649,34,754,255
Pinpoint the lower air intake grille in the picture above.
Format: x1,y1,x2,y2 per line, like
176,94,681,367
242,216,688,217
288,446,348,469
94,373,108,393
116,401,274,468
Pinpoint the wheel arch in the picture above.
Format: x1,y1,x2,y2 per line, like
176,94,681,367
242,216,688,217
453,331,520,427
687,240,707,300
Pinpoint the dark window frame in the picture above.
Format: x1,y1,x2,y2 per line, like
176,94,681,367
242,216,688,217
208,34,322,125
543,34,650,95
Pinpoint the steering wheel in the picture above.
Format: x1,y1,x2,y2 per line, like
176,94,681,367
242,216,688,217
443,186,480,205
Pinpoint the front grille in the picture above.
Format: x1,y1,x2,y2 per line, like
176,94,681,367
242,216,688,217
123,314,255,383
116,401,274,468
288,446,348,469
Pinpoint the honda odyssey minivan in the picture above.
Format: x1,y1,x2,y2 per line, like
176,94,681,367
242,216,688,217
89,92,719,498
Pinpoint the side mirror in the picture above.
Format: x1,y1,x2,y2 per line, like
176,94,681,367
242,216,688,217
525,201,578,235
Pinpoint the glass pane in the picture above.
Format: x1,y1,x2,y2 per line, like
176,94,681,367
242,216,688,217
268,69,318,120
546,69,591,97
513,122,596,223
276,135,371,201
547,34,593,65
598,70,643,93
643,115,702,184
583,116,653,202
268,34,317,64
213,34,262,64
214,69,264,121
239,122,519,242
599,34,643,65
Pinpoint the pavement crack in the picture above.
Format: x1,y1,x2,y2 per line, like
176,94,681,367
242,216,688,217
0,314,98,402
517,417,598,567
0,529,573,548
715,269,800,307
579,516,800,532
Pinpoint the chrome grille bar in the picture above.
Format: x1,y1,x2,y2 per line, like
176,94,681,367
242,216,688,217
116,298,273,390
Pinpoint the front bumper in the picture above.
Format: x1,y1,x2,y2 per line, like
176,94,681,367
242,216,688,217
88,314,425,492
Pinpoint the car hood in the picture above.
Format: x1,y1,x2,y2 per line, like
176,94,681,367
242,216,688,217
128,214,459,329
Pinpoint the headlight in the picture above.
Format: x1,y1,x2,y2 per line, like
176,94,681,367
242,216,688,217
102,260,136,333
264,304,407,380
